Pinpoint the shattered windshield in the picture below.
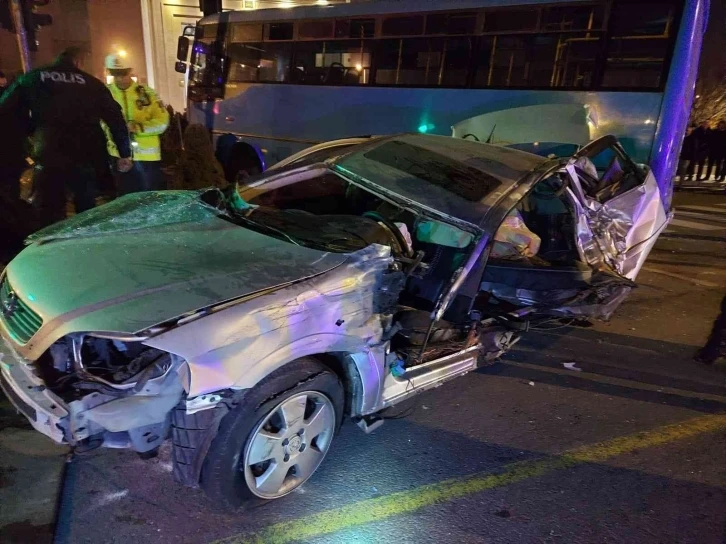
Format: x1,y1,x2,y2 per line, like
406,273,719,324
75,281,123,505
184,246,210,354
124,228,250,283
26,190,226,244
233,174,405,253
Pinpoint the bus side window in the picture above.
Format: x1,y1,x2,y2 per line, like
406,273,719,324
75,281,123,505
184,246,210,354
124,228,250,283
600,0,676,89
292,40,371,85
374,37,472,88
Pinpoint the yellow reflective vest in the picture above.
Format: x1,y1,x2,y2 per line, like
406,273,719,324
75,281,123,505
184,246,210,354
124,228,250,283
105,82,169,162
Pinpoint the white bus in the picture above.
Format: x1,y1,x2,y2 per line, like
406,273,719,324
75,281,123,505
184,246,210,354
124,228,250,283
182,0,709,206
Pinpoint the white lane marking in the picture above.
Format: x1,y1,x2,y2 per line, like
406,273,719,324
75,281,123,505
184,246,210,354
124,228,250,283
678,205,726,214
676,210,726,222
641,266,720,288
668,218,724,231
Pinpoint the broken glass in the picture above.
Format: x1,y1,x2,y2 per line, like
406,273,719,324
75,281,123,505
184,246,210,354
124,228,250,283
26,189,226,244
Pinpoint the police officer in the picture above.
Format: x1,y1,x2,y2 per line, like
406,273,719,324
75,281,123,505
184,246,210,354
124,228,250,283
0,46,132,226
105,53,169,194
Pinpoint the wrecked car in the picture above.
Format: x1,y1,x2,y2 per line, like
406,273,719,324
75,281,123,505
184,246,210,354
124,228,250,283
0,134,669,508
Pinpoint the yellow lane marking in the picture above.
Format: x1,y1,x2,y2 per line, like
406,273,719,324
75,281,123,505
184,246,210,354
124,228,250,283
502,360,726,403
214,414,726,544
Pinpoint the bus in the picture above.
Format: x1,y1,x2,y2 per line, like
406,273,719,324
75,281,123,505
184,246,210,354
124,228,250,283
183,0,709,206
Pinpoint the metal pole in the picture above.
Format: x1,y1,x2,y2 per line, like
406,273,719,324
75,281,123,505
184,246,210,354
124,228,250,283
9,0,31,72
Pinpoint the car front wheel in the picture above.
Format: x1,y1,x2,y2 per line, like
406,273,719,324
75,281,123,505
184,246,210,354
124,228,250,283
200,358,343,509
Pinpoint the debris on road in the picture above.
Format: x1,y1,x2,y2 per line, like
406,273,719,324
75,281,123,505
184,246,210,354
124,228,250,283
563,362,583,372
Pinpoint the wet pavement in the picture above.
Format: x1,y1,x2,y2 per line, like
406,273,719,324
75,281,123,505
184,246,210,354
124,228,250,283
1,198,725,544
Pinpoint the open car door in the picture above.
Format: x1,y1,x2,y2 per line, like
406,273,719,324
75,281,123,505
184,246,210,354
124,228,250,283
564,136,671,280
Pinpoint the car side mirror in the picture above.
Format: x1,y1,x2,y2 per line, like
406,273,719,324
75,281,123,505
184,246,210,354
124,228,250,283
177,36,190,61
174,61,187,74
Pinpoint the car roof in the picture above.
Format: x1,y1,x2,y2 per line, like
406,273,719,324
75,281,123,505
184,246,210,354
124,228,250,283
332,134,550,230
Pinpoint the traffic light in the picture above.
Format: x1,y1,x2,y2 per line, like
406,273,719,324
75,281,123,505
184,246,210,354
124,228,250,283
21,0,52,52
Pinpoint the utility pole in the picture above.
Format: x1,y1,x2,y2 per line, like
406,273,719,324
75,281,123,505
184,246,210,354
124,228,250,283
9,0,31,72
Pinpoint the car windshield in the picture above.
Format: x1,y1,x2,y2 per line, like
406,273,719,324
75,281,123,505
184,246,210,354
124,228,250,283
229,171,412,254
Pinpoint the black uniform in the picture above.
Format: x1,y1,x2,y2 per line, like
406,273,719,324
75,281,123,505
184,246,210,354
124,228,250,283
0,58,131,226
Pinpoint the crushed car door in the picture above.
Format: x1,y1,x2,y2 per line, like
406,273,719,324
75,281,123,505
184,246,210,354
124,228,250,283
565,136,672,280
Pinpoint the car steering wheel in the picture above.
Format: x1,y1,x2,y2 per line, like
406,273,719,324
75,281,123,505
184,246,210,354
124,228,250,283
362,211,413,257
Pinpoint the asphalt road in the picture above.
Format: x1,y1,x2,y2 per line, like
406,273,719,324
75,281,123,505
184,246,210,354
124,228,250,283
1,195,725,544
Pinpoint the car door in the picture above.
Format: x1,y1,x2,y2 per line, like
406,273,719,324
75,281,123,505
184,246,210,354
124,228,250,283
564,136,671,280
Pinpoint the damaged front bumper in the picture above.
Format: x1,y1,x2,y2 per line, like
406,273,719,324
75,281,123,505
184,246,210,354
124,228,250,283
0,340,70,444
0,334,185,452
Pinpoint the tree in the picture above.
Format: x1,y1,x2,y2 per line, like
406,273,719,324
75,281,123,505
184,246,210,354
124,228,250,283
691,76,726,126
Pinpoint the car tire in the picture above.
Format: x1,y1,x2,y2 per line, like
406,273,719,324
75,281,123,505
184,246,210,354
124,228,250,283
200,357,344,510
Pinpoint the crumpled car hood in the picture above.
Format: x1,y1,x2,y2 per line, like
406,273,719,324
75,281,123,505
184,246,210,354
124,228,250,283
7,192,346,350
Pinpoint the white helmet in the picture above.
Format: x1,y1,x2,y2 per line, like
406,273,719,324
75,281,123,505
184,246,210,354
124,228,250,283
105,53,131,71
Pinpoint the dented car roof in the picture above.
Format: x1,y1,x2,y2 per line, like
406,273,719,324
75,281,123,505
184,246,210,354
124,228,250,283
333,134,549,229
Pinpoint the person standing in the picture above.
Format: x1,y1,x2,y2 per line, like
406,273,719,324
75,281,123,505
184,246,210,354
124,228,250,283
678,126,696,184
104,53,169,194
695,295,726,364
709,120,726,182
0,47,132,227
690,121,712,182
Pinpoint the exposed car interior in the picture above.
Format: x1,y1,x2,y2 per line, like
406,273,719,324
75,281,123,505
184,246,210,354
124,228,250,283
226,137,644,368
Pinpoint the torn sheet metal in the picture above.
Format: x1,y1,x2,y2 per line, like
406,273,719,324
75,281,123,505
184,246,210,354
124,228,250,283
565,166,670,281
586,171,671,280
144,244,402,398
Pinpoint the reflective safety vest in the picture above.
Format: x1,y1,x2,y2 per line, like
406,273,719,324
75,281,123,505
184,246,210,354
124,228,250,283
104,82,169,162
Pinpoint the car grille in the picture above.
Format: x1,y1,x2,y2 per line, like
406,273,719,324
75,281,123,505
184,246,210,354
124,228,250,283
0,277,43,344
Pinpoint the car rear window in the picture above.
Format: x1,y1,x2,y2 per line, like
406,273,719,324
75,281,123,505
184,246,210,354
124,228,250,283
363,141,501,202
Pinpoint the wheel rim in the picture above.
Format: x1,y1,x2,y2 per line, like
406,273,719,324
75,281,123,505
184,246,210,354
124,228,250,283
242,391,336,499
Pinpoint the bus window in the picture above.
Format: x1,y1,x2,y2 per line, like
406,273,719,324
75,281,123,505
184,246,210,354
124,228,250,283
375,37,472,87
600,0,676,89
483,8,538,32
298,20,334,40
474,31,602,89
381,15,425,37
425,12,477,35
267,22,294,41
230,23,262,43
228,42,292,83
292,40,371,85
542,5,605,31
334,18,375,39
475,36,528,87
